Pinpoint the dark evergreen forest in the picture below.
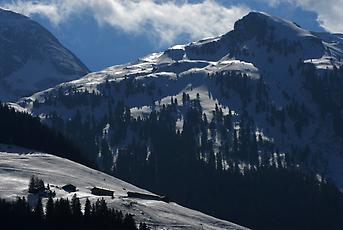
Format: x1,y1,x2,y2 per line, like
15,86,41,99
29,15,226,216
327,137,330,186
1,64,343,229
45,83,343,229
0,103,94,167
0,195,148,230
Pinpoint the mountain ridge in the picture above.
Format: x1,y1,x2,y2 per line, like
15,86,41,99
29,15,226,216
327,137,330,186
17,11,343,186
0,8,89,101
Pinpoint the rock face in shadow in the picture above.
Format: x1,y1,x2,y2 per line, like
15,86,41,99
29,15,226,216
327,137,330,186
0,8,89,101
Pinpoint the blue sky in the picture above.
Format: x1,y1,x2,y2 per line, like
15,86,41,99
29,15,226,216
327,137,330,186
1,0,342,71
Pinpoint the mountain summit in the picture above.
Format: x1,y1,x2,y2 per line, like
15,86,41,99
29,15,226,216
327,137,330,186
0,8,89,101
233,12,316,40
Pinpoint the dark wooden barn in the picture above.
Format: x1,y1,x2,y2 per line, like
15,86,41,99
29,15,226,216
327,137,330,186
62,184,76,193
91,187,114,197
127,192,170,203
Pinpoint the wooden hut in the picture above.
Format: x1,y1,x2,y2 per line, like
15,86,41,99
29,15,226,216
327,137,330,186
62,184,76,193
127,191,170,203
91,187,114,197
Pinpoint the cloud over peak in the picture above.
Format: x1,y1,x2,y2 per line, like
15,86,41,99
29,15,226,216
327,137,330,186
1,0,250,44
262,0,343,33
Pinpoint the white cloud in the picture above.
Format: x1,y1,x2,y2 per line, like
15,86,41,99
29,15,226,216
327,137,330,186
1,0,250,44
262,0,343,33
295,0,343,33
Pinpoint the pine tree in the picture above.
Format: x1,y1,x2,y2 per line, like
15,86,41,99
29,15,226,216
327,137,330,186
250,133,259,165
46,196,54,222
123,214,137,230
101,138,113,173
28,175,36,193
71,194,82,220
216,152,223,172
208,144,216,170
34,198,44,220
233,129,239,157
37,178,45,191
99,198,108,215
84,198,91,219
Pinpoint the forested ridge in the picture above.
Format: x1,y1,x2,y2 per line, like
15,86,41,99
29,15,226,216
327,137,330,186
0,103,94,167
44,88,343,229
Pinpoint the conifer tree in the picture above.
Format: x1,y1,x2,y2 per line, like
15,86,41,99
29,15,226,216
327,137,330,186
28,175,36,193
124,214,137,230
34,198,44,220
84,198,91,219
71,194,82,220
45,196,54,222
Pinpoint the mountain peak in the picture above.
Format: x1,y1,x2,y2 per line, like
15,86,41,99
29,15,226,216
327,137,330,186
233,11,314,41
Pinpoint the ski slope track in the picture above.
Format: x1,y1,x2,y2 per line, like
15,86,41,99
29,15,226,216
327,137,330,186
0,145,247,230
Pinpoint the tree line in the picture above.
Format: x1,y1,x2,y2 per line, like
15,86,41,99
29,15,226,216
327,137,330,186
0,102,95,168
0,195,148,230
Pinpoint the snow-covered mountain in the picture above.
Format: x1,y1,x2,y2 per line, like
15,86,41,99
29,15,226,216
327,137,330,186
0,144,247,230
18,11,343,190
0,8,89,101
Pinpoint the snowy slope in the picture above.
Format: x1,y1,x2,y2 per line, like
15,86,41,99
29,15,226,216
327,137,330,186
17,12,343,188
0,8,89,101
0,145,247,230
